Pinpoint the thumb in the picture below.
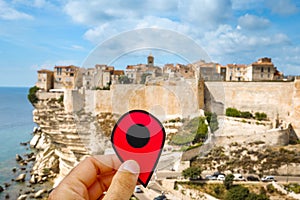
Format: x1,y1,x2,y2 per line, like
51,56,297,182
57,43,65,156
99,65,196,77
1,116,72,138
103,160,140,200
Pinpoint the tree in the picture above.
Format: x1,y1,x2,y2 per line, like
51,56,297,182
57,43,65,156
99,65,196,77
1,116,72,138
182,166,201,179
28,86,39,105
193,117,208,143
224,174,234,190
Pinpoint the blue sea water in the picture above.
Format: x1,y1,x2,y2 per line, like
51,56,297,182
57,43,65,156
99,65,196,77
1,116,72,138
0,87,34,183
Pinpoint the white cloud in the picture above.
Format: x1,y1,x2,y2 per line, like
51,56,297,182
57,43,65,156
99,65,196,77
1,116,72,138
63,0,178,26
178,0,232,27
266,0,298,15
0,0,33,20
201,24,290,63
238,14,270,30
231,0,265,10
84,16,192,44
61,0,299,76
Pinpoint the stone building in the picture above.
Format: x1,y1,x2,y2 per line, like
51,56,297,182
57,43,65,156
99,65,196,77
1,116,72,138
125,54,162,84
111,70,125,83
82,65,121,89
193,61,223,81
54,65,80,89
163,63,195,79
249,57,276,81
225,64,250,81
36,69,54,91
218,58,281,82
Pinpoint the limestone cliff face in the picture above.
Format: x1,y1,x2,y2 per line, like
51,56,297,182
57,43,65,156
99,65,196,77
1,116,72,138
30,92,114,186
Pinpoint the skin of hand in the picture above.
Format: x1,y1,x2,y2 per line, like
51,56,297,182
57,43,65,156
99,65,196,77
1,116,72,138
48,154,140,200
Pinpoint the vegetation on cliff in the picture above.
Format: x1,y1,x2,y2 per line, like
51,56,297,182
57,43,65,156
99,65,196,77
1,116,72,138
192,143,300,175
27,86,39,105
182,166,202,179
226,107,268,121
177,182,272,200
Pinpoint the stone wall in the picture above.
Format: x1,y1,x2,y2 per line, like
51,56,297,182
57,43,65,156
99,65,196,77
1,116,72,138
205,81,300,137
64,80,201,121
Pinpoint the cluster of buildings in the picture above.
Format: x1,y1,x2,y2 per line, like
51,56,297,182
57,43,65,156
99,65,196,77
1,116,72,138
36,54,284,92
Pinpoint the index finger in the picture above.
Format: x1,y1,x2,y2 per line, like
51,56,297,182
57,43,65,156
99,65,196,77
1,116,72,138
69,154,122,188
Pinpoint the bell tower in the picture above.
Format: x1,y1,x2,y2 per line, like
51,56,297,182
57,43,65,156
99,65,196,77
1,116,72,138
147,53,154,67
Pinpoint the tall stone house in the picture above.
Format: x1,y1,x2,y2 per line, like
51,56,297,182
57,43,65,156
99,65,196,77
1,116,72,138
54,65,81,89
36,69,54,91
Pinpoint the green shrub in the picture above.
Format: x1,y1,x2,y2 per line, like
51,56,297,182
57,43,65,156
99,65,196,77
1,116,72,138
58,95,64,104
226,108,241,117
285,183,300,194
224,174,234,190
246,193,269,200
225,185,249,200
28,86,39,105
255,112,268,121
182,166,201,179
240,111,253,119
266,184,275,193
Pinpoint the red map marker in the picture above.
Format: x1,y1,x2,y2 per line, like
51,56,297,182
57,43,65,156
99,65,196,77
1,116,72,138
111,110,166,187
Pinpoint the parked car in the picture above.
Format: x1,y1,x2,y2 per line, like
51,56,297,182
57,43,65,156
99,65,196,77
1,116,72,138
217,174,225,181
213,172,225,177
233,174,246,181
205,175,217,180
247,175,260,182
134,186,143,193
153,194,167,200
261,176,276,182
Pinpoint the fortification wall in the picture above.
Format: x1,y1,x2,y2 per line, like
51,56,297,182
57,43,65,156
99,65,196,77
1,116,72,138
205,81,294,121
65,81,200,121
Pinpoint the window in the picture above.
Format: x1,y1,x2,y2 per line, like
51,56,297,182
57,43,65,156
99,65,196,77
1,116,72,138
237,67,240,71
261,67,264,72
268,74,270,78
70,73,74,77
261,74,263,78
268,67,271,73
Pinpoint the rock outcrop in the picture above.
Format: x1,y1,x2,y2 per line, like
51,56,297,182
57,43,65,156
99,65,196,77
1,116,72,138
30,94,113,186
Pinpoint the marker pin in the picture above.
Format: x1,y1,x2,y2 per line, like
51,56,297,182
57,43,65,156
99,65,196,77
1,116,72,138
111,110,166,187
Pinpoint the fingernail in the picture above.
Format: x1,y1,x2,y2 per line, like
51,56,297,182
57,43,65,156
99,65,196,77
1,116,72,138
121,160,140,174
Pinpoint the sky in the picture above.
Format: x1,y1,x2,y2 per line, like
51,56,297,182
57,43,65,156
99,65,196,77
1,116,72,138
0,0,300,87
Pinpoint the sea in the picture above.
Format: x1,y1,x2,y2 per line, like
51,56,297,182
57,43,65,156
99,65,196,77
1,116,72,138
0,87,36,198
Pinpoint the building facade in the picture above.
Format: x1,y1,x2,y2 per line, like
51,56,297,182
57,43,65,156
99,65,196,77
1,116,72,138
250,57,276,81
36,69,54,91
54,65,80,89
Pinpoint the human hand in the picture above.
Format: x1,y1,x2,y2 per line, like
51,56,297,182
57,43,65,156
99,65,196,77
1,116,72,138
48,154,140,200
